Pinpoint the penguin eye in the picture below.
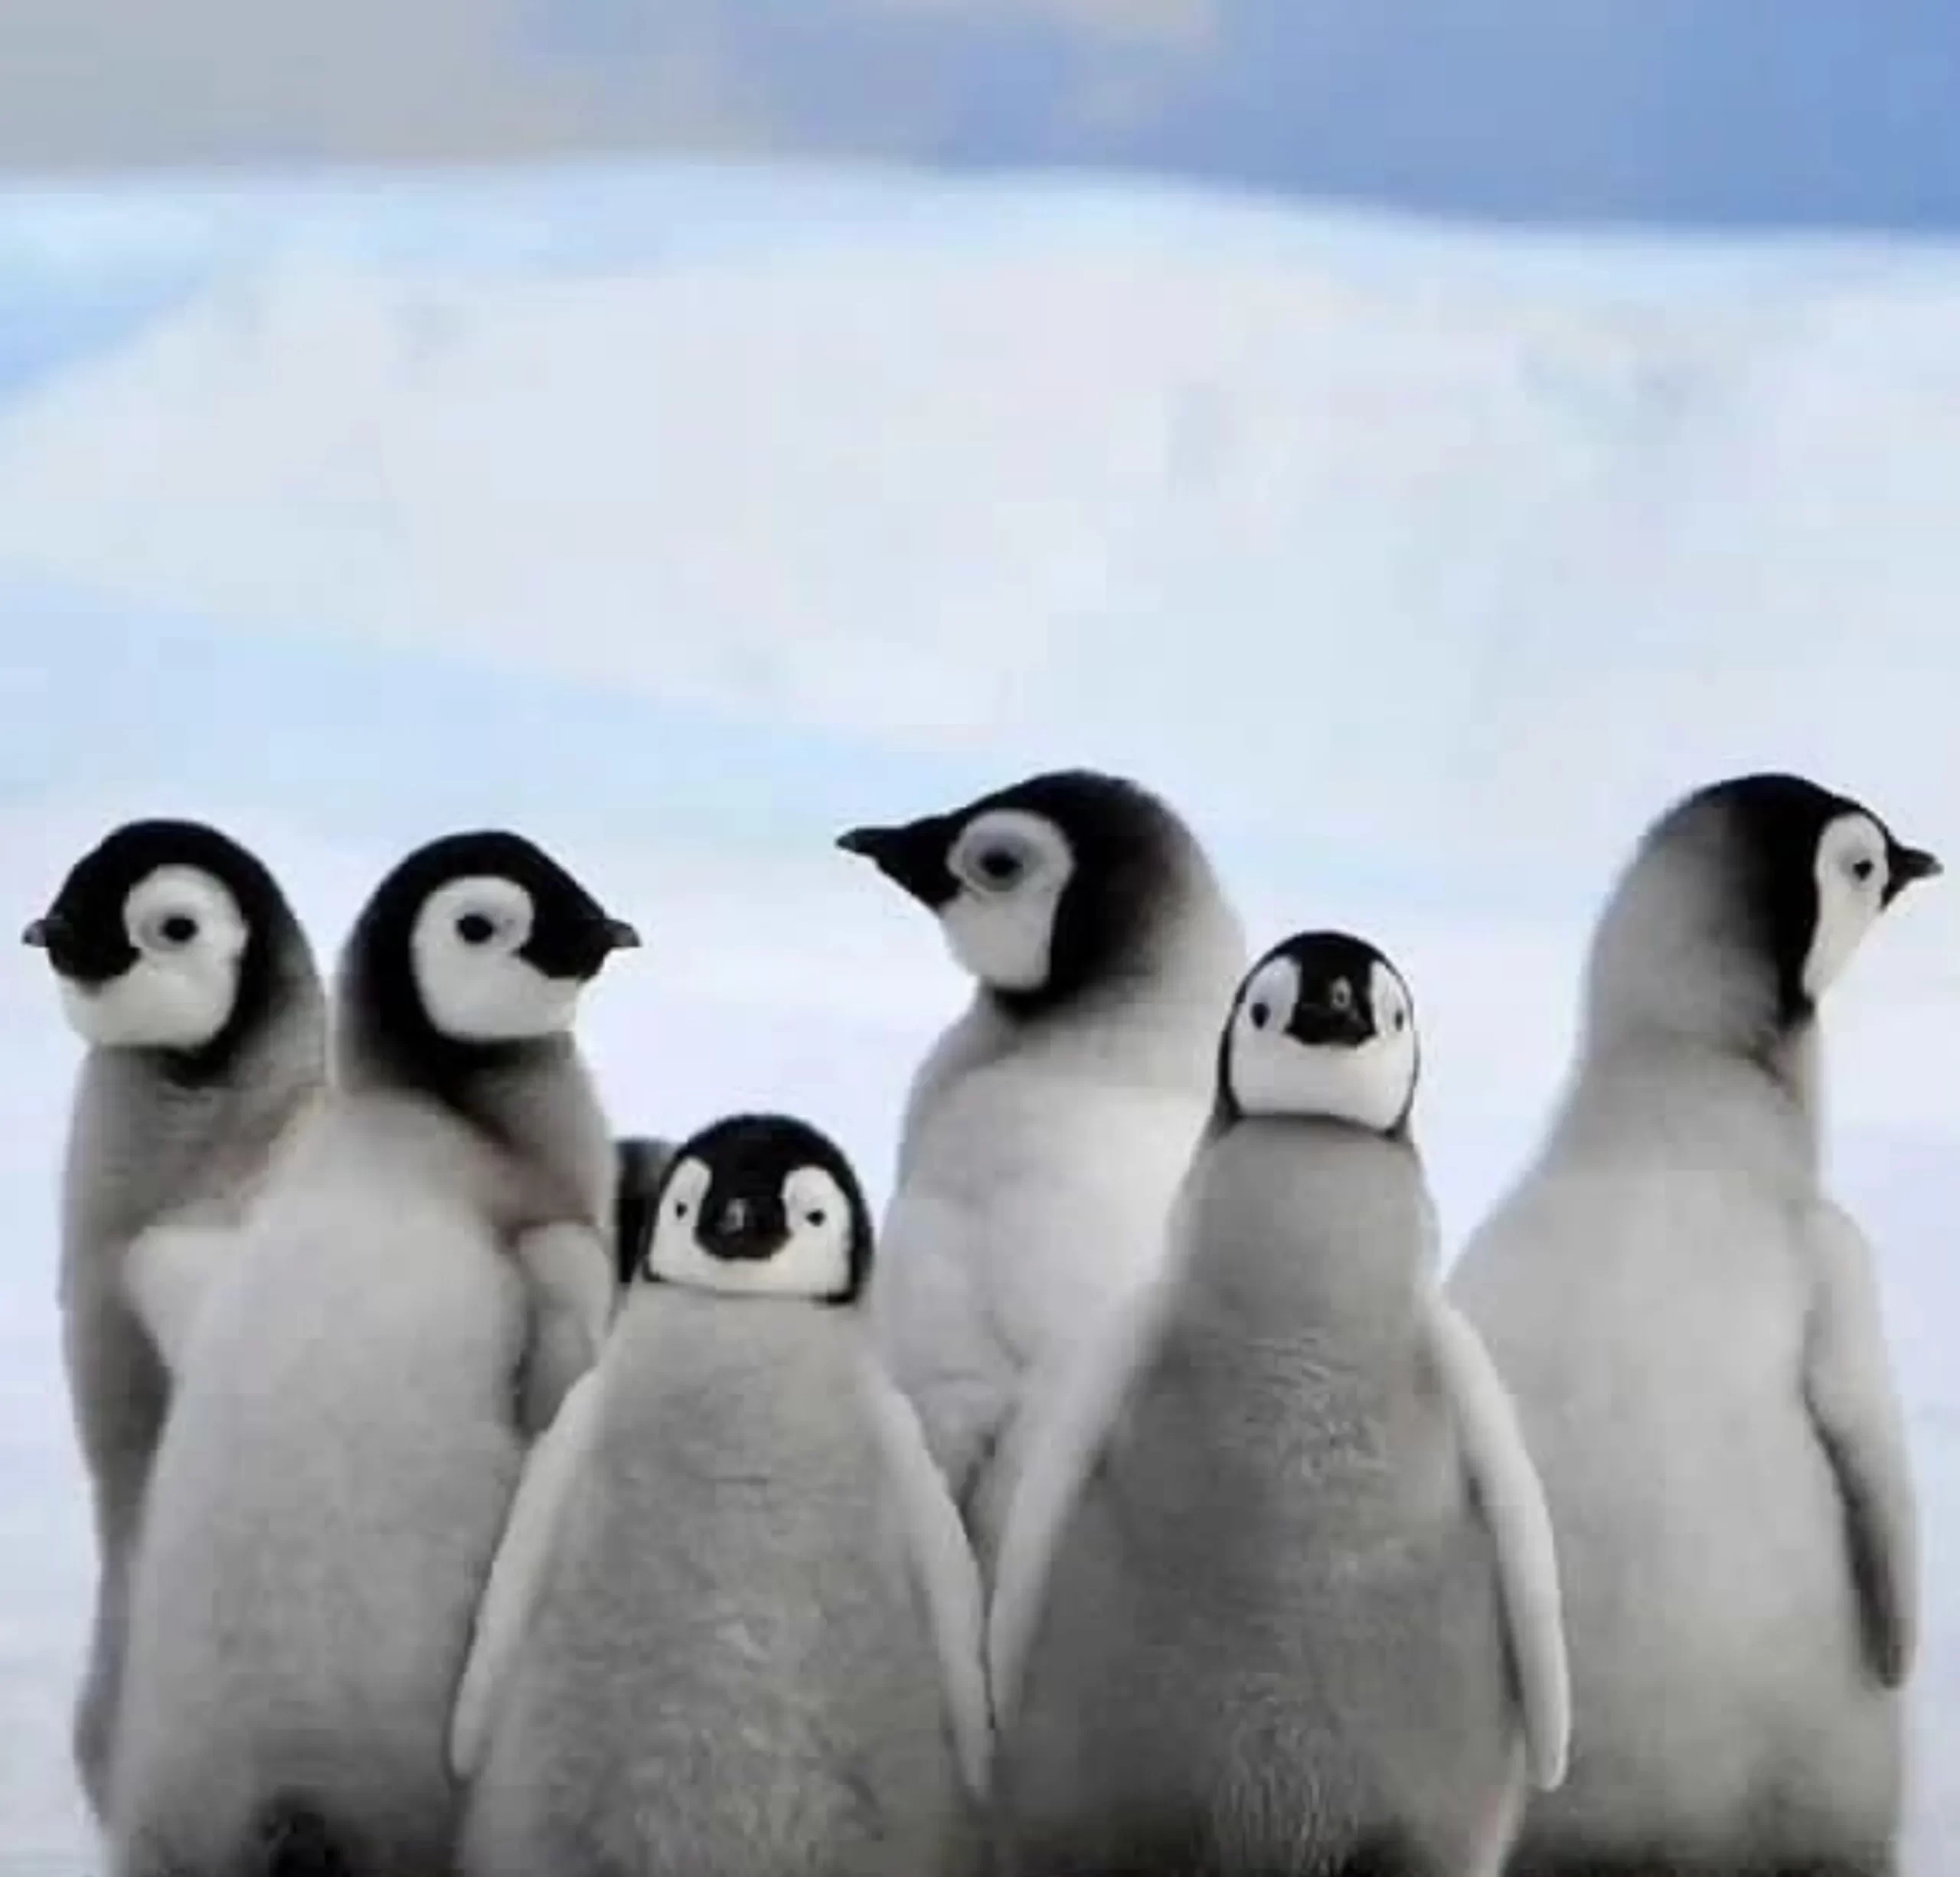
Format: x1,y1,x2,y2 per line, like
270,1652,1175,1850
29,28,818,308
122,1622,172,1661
975,846,1024,886
456,911,497,945
1247,1001,1272,1030
1849,856,1877,884
157,912,199,947
671,1196,690,1218
805,1207,828,1228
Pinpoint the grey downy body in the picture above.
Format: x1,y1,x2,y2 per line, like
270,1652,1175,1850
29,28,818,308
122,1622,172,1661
1450,774,1934,1876
459,1288,986,1877
998,1124,1526,1877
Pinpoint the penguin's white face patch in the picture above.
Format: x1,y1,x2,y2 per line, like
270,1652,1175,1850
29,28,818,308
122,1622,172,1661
645,1157,856,1301
1804,811,1891,1003
60,865,250,1052
410,875,581,1042
938,808,1074,994
1227,955,1418,1134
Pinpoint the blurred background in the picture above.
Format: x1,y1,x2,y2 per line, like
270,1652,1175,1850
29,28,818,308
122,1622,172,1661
2,3,1957,1869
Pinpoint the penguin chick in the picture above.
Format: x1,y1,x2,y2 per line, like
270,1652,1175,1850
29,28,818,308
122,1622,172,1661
452,1113,992,1877
25,818,327,1824
990,932,1568,1877
610,1133,675,1290
1449,772,1939,1877
837,767,1245,1578
105,830,638,1877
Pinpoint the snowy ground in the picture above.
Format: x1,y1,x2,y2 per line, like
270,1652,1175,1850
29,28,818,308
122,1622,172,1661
1,159,1957,1869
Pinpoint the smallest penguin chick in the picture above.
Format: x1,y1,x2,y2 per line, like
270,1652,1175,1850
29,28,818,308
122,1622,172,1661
451,1112,993,1877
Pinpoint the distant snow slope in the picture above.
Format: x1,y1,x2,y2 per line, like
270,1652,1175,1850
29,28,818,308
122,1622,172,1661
0,161,1955,1869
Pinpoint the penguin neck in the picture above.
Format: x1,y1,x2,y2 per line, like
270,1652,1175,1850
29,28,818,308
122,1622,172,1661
1171,1123,1435,1363
936,896,1244,1095
1559,1016,1823,1187
63,966,329,1267
334,1020,616,1232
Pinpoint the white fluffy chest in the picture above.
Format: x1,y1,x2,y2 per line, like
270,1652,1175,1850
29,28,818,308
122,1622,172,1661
890,1070,1206,1359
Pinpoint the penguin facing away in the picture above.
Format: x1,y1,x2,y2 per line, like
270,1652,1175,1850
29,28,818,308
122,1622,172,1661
835,767,1246,1577
23,818,328,1823
988,931,1569,1877
452,1112,993,1877
105,830,639,1877
610,1132,676,1289
1448,772,1939,1877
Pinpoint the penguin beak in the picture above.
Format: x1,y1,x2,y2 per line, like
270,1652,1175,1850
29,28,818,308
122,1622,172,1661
1287,996,1374,1048
1889,846,1936,905
601,917,642,952
21,915,54,948
698,1193,787,1263
835,818,958,910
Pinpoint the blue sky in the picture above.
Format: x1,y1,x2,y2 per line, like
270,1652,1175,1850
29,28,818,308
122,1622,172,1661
1,0,1959,233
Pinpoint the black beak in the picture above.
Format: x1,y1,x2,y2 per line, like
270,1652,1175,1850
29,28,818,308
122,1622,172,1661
21,915,54,948
602,917,642,951
1890,844,1942,890
835,817,956,909
698,1194,787,1263
1287,997,1374,1048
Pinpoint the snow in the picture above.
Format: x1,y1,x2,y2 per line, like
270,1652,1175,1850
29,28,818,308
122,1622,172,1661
0,158,1955,1869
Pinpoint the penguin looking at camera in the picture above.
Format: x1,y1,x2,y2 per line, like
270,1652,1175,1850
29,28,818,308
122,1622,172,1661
990,931,1569,1877
25,818,328,1823
837,767,1246,1576
451,1112,991,1877
1450,772,1938,1877
106,829,639,1877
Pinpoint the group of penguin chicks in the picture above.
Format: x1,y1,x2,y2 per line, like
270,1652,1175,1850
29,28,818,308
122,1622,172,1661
27,764,1937,1877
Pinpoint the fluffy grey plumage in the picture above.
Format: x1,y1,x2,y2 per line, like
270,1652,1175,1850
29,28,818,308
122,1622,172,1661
105,831,634,1877
991,933,1563,1877
1449,773,1938,1875
27,819,328,1823
455,1114,990,1877
837,769,1246,1582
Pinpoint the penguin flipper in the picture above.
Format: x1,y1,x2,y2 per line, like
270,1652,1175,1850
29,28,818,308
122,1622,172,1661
983,1263,1179,1727
1423,1291,1572,1792
511,1220,614,1438
1802,1202,1919,1689
122,1219,243,1376
858,1358,995,1802
448,1365,605,1783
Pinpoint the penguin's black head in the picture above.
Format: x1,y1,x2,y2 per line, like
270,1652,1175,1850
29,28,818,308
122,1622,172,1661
24,817,311,1079
1214,930,1419,1138
340,829,639,1081
1640,772,1939,1031
638,1112,873,1305
835,767,1197,1018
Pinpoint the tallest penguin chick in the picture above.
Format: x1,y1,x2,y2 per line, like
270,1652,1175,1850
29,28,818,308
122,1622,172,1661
837,768,1245,1573
1449,772,1939,1877
107,831,638,1877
